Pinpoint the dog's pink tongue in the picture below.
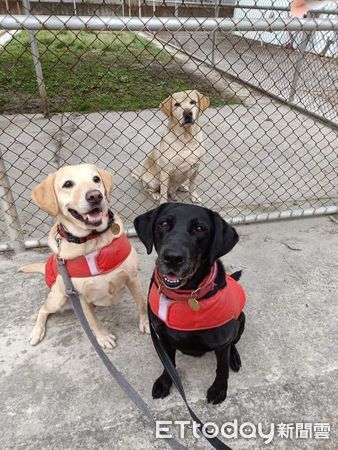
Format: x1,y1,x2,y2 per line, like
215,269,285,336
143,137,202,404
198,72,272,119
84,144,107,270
166,274,180,282
85,210,102,224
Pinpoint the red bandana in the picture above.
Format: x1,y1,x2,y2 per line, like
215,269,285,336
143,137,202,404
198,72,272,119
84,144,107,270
149,266,246,331
45,234,132,288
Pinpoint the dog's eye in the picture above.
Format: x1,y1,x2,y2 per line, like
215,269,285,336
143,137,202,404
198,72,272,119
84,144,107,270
159,220,169,228
93,176,101,183
174,102,180,107
195,224,205,233
190,100,196,105
62,180,74,188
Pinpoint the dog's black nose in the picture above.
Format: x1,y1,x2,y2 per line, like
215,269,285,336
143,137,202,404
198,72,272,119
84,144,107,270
162,251,184,267
86,189,103,204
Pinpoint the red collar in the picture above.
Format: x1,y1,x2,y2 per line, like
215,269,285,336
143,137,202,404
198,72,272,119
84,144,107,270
153,263,218,301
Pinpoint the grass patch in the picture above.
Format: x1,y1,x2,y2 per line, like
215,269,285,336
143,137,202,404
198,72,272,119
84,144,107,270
0,31,240,113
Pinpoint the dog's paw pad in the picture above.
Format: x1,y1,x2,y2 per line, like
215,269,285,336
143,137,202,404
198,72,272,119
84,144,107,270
97,333,117,349
207,385,227,405
152,377,171,399
230,345,241,372
28,326,46,346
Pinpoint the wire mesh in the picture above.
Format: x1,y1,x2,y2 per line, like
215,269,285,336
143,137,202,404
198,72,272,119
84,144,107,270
0,1,337,250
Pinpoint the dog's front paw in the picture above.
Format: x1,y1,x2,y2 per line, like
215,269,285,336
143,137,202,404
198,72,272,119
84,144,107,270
207,383,228,405
29,325,46,346
190,192,201,204
139,314,150,334
152,376,172,399
177,184,189,192
96,332,117,349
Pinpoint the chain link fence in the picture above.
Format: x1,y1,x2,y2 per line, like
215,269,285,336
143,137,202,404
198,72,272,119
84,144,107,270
0,1,337,251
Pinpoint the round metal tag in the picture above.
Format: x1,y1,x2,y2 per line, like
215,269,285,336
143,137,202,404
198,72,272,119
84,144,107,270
111,223,121,235
188,297,200,312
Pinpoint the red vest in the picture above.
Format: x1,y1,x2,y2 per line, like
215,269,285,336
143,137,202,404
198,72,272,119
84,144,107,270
45,234,132,288
149,270,245,331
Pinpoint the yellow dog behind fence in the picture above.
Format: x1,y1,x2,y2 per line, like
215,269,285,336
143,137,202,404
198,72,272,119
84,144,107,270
132,90,210,205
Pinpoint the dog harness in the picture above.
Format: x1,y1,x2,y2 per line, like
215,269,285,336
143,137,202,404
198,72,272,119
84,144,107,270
45,234,132,288
148,265,246,331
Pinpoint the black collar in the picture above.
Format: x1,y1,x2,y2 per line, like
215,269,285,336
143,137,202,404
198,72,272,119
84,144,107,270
56,210,116,244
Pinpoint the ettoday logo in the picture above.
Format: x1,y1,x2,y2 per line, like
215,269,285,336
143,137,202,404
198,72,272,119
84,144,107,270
155,420,331,444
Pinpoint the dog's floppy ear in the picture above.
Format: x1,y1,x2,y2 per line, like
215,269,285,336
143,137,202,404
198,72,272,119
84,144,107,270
160,95,172,117
209,211,239,264
196,90,210,113
98,168,113,197
134,205,165,254
32,173,59,216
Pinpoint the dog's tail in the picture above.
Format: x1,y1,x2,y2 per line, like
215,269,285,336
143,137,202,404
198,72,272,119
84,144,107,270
18,262,45,274
131,167,141,180
230,270,242,281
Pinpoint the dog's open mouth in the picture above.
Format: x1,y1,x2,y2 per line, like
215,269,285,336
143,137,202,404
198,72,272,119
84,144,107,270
68,207,103,227
162,273,183,289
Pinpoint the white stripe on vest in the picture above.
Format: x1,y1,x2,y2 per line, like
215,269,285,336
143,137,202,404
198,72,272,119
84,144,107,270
158,293,171,322
85,250,100,275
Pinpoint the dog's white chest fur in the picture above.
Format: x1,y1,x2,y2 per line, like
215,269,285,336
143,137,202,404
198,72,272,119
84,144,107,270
159,132,205,171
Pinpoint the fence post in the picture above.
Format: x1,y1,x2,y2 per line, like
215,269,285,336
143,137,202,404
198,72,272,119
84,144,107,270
288,12,318,104
211,0,220,65
0,149,25,252
288,30,311,103
21,0,50,117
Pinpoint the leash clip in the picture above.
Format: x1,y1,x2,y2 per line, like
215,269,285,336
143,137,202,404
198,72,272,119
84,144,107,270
56,255,65,265
191,287,200,298
65,286,78,296
55,234,62,256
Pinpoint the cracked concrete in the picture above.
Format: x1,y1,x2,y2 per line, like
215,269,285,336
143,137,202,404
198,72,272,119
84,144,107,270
1,215,337,449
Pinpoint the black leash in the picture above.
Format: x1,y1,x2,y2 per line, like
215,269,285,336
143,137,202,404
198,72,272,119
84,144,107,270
149,316,232,450
56,257,185,450
56,254,232,449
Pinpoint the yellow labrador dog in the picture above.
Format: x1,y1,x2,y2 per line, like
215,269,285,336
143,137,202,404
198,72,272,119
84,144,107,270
20,164,149,348
132,90,209,204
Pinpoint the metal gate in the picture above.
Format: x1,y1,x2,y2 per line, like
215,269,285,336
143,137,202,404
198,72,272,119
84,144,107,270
0,2,337,252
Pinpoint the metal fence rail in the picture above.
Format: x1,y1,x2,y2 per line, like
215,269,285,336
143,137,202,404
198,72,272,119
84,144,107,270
0,3,337,252
1,15,338,31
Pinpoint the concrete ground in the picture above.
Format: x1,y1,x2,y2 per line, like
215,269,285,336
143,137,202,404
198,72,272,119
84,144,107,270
1,215,337,449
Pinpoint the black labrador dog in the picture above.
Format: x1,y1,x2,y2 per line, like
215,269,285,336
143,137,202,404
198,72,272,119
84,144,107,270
134,203,246,404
